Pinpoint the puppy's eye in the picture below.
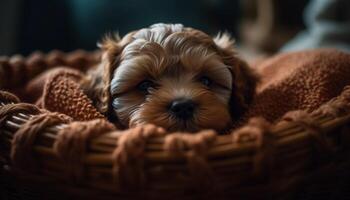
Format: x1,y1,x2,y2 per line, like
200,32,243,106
137,80,154,93
199,76,212,87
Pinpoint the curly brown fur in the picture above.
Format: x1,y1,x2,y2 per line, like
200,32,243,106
82,23,259,132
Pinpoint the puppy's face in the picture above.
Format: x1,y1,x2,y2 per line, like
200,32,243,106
87,24,257,132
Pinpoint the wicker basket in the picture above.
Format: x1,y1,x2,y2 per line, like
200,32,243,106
1,51,350,200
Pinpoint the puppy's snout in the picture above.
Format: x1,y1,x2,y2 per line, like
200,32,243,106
169,98,196,120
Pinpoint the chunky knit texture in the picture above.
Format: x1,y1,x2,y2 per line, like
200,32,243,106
35,68,104,121
238,49,350,126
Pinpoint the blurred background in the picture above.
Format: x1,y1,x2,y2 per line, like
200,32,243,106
1,0,349,59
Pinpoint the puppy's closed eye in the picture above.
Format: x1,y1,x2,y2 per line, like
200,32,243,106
198,76,212,87
137,80,155,94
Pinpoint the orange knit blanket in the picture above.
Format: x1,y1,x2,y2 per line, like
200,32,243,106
25,49,350,132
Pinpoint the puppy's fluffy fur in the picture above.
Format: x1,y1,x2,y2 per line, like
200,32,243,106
83,23,258,132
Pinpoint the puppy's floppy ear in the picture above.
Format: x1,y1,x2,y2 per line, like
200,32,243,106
214,32,259,119
81,32,134,124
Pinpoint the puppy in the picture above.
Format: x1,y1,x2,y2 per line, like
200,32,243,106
83,23,258,132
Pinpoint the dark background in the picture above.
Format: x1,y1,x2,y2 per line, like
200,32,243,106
4,0,349,58
1,0,243,55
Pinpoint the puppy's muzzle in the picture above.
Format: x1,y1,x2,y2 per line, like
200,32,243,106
169,98,196,120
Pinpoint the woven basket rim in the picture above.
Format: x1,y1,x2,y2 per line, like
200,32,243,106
1,87,349,194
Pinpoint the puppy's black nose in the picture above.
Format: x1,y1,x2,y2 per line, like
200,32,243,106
169,98,196,120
